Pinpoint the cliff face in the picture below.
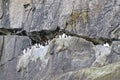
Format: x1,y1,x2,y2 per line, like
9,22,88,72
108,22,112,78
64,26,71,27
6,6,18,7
0,0,120,80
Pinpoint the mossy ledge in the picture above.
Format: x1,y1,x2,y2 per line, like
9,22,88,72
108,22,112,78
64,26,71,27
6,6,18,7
57,62,120,80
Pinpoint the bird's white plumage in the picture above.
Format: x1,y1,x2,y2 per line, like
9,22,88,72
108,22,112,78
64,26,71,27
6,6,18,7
62,33,66,38
103,43,109,47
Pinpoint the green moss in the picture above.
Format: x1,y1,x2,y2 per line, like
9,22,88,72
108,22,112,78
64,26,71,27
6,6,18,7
65,62,120,80
83,62,120,80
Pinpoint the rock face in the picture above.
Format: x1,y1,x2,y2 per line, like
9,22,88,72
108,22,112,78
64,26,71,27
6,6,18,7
57,62,120,80
0,0,120,80
0,36,31,80
24,0,120,38
14,37,119,80
9,0,25,28
16,37,96,80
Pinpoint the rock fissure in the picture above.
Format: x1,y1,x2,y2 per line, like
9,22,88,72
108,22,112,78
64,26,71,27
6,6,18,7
0,0,119,80
0,28,120,46
0,11,4,19
0,36,4,61
0,55,17,67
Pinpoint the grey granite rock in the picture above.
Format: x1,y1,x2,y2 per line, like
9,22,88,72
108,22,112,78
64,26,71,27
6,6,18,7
9,0,25,28
22,0,120,38
0,0,10,28
107,41,120,63
0,36,3,60
0,0,120,80
0,36,31,65
112,41,120,55
0,0,25,29
57,62,120,80
0,0,119,38
17,37,95,80
92,45,112,67
0,36,31,80
0,0,3,19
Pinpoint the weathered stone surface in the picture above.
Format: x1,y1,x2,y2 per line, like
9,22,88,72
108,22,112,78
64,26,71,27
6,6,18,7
23,0,120,38
92,45,112,67
0,0,10,28
57,62,120,80
9,0,25,28
17,37,95,80
16,36,120,80
0,58,18,80
108,41,120,63
112,41,120,55
110,25,120,39
0,0,120,80
0,0,119,38
0,0,25,29
0,36,3,60
0,36,31,80
0,36,31,65
0,0,3,19
46,37,95,79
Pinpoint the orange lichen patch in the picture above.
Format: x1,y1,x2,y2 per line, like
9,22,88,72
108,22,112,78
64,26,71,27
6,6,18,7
82,11,87,23
71,11,79,23
25,0,30,4
65,11,79,32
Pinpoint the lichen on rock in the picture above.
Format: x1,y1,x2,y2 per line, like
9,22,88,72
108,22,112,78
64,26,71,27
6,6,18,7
81,11,88,24
57,62,120,80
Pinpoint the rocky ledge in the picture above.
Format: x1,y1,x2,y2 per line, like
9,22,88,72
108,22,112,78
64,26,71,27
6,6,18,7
0,0,120,80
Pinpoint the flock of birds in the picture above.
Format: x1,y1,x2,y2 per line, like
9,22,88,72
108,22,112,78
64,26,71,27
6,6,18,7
22,44,45,55
103,42,110,47
58,33,71,38
22,32,110,55
22,33,71,54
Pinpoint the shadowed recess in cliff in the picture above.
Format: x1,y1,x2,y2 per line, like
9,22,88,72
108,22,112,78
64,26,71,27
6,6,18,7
0,27,120,46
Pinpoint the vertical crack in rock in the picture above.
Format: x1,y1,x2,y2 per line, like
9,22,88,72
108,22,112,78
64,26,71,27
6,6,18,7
0,36,4,61
109,24,120,39
0,0,3,19
11,36,17,60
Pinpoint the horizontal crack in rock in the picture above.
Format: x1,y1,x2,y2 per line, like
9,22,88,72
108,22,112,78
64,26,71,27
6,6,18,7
0,27,120,45
63,31,117,45
0,28,23,35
